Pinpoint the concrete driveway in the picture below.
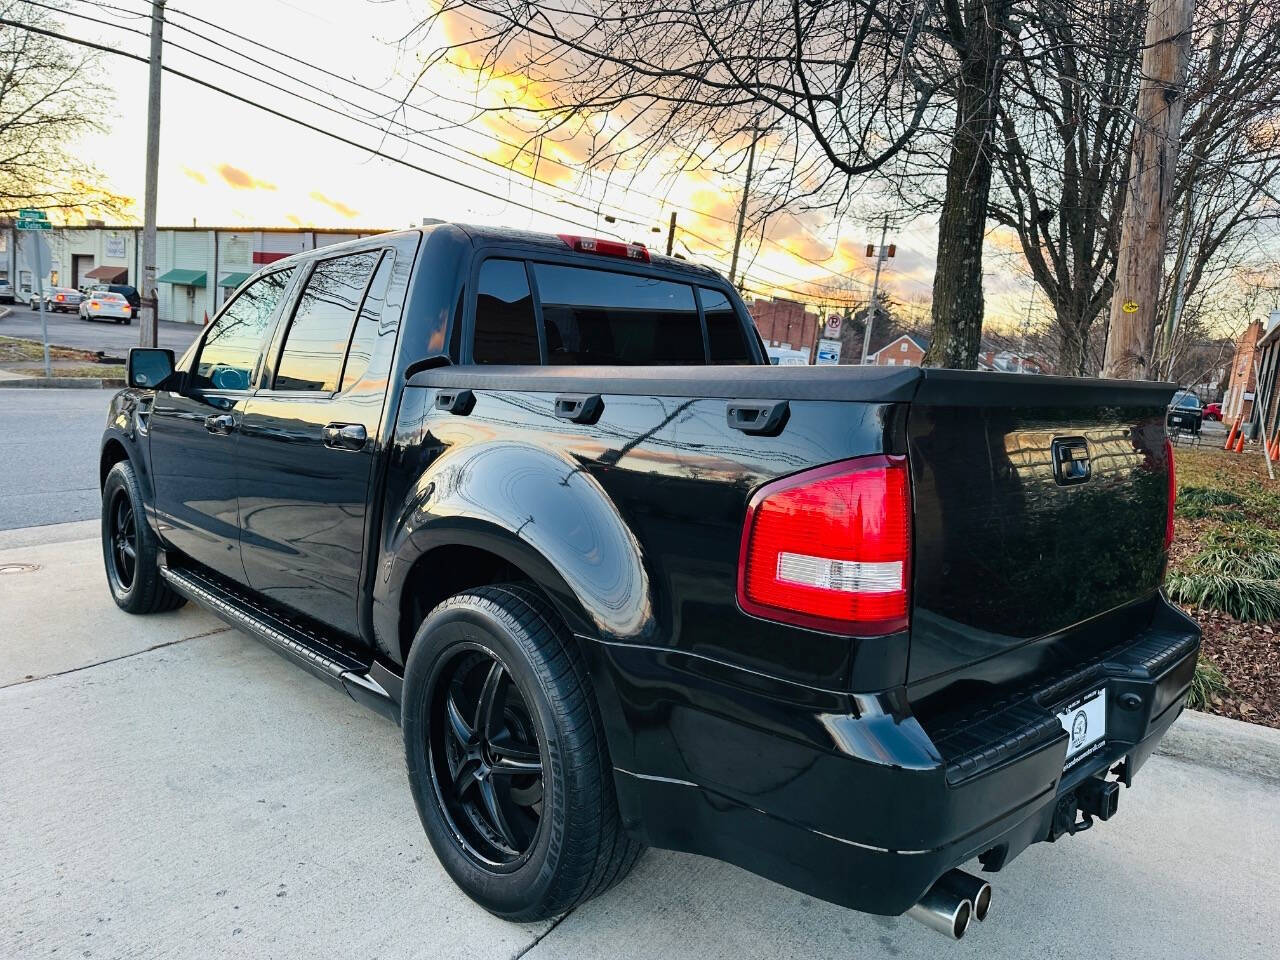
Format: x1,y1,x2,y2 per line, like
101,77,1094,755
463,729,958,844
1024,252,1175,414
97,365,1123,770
3,531,1278,959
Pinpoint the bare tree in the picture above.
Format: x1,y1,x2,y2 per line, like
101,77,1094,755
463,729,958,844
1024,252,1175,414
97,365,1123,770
0,1,127,220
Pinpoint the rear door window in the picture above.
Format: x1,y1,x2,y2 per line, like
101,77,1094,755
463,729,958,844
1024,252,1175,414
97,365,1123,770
474,258,540,364
273,251,379,392
700,287,752,364
531,263,702,365
192,269,292,391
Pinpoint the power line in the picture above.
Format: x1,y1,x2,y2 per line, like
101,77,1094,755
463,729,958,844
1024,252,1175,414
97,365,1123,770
72,0,874,292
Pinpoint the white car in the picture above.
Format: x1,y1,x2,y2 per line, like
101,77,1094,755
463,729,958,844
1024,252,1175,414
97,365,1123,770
79,291,133,324
0,281,14,304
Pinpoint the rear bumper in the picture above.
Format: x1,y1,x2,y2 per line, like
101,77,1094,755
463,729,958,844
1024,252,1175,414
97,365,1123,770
590,597,1200,916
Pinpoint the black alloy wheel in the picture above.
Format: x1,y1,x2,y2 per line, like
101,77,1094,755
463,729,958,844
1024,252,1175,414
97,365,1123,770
106,488,137,592
428,645,546,866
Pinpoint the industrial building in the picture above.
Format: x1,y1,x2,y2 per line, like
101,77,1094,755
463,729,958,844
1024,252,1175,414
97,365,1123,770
2,224,385,323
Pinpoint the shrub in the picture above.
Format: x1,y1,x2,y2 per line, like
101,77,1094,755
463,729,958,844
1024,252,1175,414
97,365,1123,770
1166,571,1280,622
1175,486,1244,519
1186,657,1230,711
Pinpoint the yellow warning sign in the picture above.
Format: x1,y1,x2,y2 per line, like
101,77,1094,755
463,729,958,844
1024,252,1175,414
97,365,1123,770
1121,299,1139,314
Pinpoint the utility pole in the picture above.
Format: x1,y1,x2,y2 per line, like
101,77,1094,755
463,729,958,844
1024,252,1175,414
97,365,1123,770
1102,0,1194,379
729,123,759,287
139,0,165,349
860,216,891,365
666,211,677,257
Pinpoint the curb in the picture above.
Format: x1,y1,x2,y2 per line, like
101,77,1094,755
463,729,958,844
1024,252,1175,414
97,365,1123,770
1156,708,1280,784
0,377,124,389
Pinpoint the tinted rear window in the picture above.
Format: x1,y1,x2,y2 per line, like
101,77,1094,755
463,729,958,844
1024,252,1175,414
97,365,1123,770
532,264,702,365
700,287,751,364
474,259,540,364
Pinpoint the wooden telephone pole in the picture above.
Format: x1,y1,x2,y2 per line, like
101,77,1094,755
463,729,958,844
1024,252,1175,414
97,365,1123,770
1102,0,1195,379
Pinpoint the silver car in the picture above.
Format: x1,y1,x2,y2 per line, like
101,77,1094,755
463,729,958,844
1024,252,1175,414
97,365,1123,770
79,290,133,324
30,287,85,313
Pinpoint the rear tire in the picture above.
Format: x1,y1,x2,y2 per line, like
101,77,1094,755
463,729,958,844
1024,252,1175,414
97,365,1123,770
402,584,643,921
101,460,186,614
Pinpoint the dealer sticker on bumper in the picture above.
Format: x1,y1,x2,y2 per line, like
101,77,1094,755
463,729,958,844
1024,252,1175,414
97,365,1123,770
1057,689,1107,768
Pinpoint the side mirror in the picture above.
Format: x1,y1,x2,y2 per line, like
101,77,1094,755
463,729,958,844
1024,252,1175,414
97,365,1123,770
127,348,176,390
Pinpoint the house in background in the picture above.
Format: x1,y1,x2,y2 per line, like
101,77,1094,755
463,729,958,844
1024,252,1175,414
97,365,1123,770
867,333,929,366
748,297,822,358
1226,313,1280,440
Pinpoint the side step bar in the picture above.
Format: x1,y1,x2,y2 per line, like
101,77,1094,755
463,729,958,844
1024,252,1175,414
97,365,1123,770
160,565,401,723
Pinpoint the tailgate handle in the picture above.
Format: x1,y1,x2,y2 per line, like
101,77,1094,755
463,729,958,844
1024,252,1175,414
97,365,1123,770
554,393,604,424
1052,436,1091,485
727,400,789,436
435,388,475,416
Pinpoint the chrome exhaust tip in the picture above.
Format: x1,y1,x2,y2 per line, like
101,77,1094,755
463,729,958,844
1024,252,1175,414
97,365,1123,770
905,886,973,940
937,869,993,922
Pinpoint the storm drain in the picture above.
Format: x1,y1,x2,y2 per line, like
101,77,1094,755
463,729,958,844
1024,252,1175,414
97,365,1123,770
0,562,39,575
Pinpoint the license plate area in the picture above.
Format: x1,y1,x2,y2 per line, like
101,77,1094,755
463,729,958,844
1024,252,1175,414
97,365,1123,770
1056,688,1106,769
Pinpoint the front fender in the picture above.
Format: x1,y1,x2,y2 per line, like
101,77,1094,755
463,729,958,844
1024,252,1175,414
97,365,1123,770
381,439,656,646
100,388,157,522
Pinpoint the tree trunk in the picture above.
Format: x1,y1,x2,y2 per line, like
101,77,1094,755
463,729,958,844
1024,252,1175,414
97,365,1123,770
923,0,1011,369
1102,0,1195,379
1056,313,1091,377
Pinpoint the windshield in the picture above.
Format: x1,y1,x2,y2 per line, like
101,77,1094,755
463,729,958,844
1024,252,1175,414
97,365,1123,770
1172,392,1200,409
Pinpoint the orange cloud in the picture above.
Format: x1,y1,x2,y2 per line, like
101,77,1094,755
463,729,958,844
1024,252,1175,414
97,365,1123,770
182,166,207,185
309,191,359,219
217,163,277,191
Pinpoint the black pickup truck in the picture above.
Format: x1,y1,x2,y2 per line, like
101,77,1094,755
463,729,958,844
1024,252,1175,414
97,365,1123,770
101,224,1199,940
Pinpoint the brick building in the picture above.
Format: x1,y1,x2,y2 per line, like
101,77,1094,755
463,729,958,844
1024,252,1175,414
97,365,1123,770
1251,313,1280,446
748,297,820,357
1223,320,1264,426
868,333,928,367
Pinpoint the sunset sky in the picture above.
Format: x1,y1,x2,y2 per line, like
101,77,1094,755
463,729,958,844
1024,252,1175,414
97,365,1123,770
60,0,1041,327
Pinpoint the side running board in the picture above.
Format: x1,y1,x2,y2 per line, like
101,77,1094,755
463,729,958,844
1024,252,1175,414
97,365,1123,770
160,564,401,723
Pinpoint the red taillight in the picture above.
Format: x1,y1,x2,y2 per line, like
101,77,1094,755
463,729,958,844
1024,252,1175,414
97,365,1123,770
557,233,650,262
737,456,911,636
1164,438,1176,551
55,294,65,302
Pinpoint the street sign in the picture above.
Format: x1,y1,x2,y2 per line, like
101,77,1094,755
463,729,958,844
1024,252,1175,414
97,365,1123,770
17,208,47,220
16,219,51,230
824,313,842,337
816,337,842,366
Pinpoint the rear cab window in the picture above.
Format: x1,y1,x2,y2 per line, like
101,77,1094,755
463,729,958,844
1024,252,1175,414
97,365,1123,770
469,255,756,366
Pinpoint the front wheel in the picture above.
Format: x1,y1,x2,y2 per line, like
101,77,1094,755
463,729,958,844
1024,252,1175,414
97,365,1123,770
402,585,642,921
101,460,185,614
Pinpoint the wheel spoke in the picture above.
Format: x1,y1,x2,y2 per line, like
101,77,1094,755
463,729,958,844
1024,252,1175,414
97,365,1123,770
444,689,475,748
453,757,482,800
120,539,136,560
488,729,541,775
477,778,519,850
474,659,508,742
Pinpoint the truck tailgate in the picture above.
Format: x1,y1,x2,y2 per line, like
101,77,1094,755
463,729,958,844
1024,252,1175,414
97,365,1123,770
904,371,1175,701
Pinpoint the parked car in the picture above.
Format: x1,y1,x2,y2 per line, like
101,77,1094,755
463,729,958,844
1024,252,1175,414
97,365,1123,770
1167,390,1203,435
1202,401,1222,422
101,224,1198,941
0,280,14,304
30,287,85,313
89,283,141,314
80,291,133,324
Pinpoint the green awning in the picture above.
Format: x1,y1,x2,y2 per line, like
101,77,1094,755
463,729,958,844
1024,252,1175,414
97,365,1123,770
156,268,207,287
217,271,251,289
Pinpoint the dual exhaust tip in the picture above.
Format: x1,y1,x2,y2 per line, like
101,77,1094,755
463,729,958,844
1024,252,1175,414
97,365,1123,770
904,869,992,940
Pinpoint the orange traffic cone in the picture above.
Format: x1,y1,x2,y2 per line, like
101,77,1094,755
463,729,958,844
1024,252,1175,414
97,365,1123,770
203,310,210,326
1224,418,1240,450
1234,430,1246,453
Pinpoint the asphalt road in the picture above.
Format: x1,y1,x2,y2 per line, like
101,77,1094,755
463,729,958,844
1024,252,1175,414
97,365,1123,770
2,531,1278,959
0,302,200,353
0,388,115,530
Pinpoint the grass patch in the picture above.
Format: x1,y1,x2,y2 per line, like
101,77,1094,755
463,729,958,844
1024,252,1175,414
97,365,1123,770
0,336,96,363
1186,657,1230,711
12,364,124,379
1175,485,1244,519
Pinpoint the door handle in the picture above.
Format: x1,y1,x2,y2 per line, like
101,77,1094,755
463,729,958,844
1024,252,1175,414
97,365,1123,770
554,393,604,425
204,413,236,435
323,422,367,451
726,400,789,436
